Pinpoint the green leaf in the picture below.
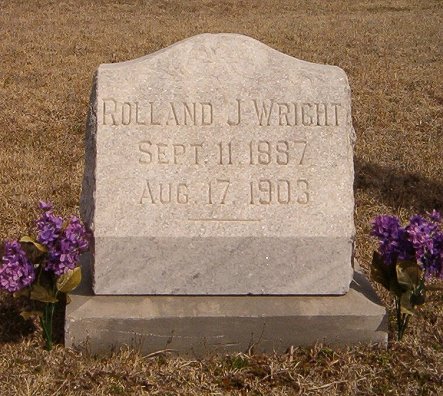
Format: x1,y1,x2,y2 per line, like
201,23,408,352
411,290,426,306
400,291,416,315
396,260,421,290
370,251,391,291
389,278,404,298
19,236,47,253
20,310,43,320
56,267,82,293
13,288,30,299
30,284,58,303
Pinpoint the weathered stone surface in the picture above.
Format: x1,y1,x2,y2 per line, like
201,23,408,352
65,257,387,355
81,33,356,295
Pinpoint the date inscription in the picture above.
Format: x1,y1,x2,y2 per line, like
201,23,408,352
139,140,307,166
140,179,310,206
137,138,312,210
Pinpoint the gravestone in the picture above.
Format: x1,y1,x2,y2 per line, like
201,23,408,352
66,34,387,354
82,33,355,295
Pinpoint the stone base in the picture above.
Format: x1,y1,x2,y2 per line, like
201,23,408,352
65,270,388,355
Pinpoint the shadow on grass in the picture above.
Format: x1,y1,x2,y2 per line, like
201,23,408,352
0,293,66,345
355,158,443,212
0,294,36,342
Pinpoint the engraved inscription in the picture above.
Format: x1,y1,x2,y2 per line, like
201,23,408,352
207,179,231,204
296,179,310,204
253,99,274,126
102,99,342,127
139,178,310,206
137,137,312,213
247,140,307,166
227,99,242,126
140,181,189,204
139,141,204,165
218,142,233,165
103,99,213,126
249,179,310,205
102,96,340,218
241,99,340,127
139,140,308,167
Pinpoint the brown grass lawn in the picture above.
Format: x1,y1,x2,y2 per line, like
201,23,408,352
0,0,442,394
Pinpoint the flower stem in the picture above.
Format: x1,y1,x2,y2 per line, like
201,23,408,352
394,297,411,341
395,297,402,341
399,313,410,340
40,302,55,351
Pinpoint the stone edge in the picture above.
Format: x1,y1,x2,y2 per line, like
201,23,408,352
65,268,388,356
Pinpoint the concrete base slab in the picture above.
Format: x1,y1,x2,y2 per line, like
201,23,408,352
65,270,388,355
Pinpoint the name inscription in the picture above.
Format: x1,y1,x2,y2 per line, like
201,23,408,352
102,99,342,127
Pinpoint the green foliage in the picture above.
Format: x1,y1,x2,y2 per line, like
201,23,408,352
20,310,43,320
230,355,250,370
371,252,428,339
56,267,82,293
11,238,84,350
13,288,30,299
30,284,58,304
19,236,47,253
396,260,421,291
371,251,395,292
16,264,83,350
371,252,426,315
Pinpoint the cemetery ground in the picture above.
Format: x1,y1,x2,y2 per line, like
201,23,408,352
0,0,442,394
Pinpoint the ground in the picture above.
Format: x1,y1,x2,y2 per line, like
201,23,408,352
0,0,442,394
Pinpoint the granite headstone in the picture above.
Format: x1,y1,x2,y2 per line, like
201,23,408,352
81,33,355,295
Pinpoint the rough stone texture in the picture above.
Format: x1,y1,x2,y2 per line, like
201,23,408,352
81,33,356,295
65,256,387,355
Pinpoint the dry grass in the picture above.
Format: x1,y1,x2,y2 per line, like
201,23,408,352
0,340,441,395
0,0,442,394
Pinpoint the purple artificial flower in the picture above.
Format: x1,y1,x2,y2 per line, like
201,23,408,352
0,241,35,293
38,200,53,211
371,215,414,265
428,209,442,223
371,215,401,241
407,213,443,279
44,216,89,276
432,231,443,278
36,202,63,247
407,215,433,252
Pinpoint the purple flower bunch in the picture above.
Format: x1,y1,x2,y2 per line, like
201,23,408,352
371,210,443,279
36,201,89,276
0,241,35,292
0,201,89,293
